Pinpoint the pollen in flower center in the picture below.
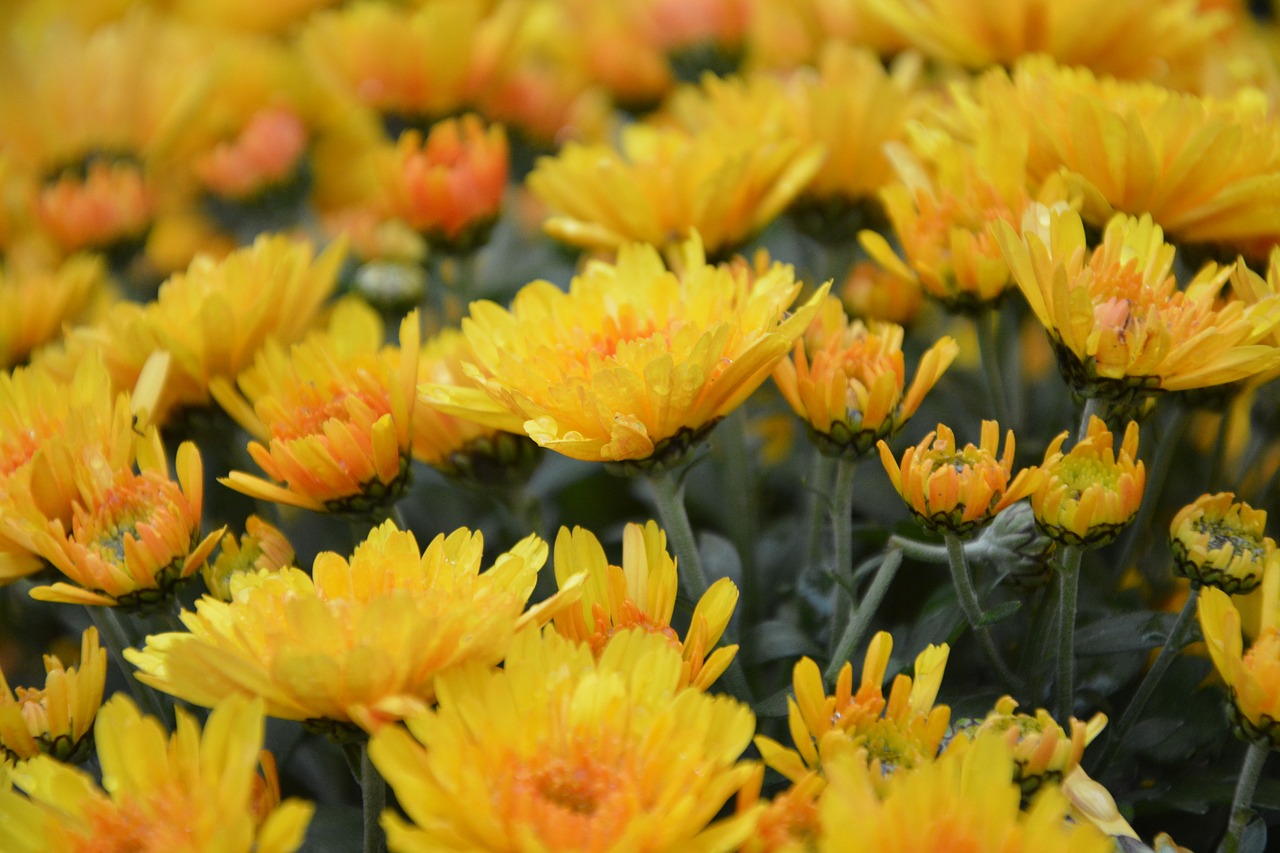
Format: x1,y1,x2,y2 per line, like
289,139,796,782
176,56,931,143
508,752,636,848
1199,522,1266,561
1057,457,1119,493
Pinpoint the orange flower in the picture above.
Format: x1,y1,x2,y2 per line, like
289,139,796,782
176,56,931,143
196,107,309,200
1034,416,1145,548
1199,585,1280,748
1170,493,1279,594
35,159,153,257
960,696,1107,797
0,627,106,763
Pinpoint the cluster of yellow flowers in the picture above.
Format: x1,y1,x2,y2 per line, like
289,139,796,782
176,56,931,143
3,0,1280,850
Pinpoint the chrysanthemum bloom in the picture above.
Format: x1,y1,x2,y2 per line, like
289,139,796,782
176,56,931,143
0,695,313,853
960,696,1107,797
1199,586,1280,748
129,521,575,733
196,107,309,202
163,0,340,34
422,236,826,468
755,632,952,784
859,0,1223,87
4,431,221,610
35,159,154,259
213,299,419,515
528,122,824,258
368,628,760,852
839,260,925,325
966,59,1280,253
1170,493,1279,594
202,515,295,602
997,205,1280,401
551,521,739,690
0,628,105,764
62,234,343,425
1033,416,1145,548
736,768,823,853
814,733,1112,853
562,0,675,110
381,115,508,254
0,254,103,371
878,420,1041,536
774,296,959,460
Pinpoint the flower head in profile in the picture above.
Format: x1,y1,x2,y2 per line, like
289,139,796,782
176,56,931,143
755,632,951,785
736,768,823,853
774,296,958,460
213,298,419,515
0,255,104,370
997,205,1280,401
129,522,573,733
1171,493,1278,594
380,114,508,254
814,732,1112,853
552,520,738,690
959,696,1107,798
35,158,154,259
879,420,1041,536
422,236,827,469
368,628,760,852
0,695,313,853
0,627,105,764
202,515,296,602
196,107,310,202
1033,416,1145,548
1199,585,1280,748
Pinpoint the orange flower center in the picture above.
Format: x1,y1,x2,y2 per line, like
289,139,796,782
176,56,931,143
197,108,308,199
587,600,680,656
71,472,192,573
37,160,153,253
505,751,640,850
71,790,195,853
272,387,392,442
0,428,40,477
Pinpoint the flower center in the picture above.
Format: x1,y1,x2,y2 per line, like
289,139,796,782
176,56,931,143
505,751,638,850
1196,520,1266,561
273,387,391,442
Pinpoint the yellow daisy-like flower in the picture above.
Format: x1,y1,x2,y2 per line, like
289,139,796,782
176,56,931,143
201,515,295,602
368,627,760,852
0,627,106,764
0,254,104,370
421,236,827,468
128,521,572,733
774,296,959,459
1199,585,1280,748
4,429,221,610
878,420,1041,536
551,520,739,690
0,695,313,853
1170,492,1279,594
527,121,824,258
212,298,419,515
960,696,1108,797
755,631,952,784
997,204,1280,401
814,732,1112,853
164,0,340,34
1033,416,1145,548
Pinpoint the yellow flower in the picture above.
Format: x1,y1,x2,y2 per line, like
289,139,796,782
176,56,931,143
1199,585,1280,748
878,420,1041,536
1171,493,1279,594
527,122,824,258
551,520,739,690
858,0,1224,87
0,628,105,764
814,732,1112,853
1033,416,1145,547
755,632,951,784
736,768,823,853
774,296,959,459
961,696,1108,797
997,204,1280,400
128,521,572,733
381,114,508,254
368,627,760,852
839,260,925,326
4,429,221,610
421,236,827,468
202,515,295,602
212,299,419,515
0,254,104,370
0,695,313,853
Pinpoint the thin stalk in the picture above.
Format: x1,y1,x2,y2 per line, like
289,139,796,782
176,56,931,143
1207,410,1232,492
886,534,951,564
978,307,1012,427
825,549,903,684
1218,742,1269,853
1115,405,1192,581
804,452,834,572
827,458,859,656
716,412,758,621
88,606,171,726
645,470,709,603
1093,587,1199,774
1056,545,1084,722
1020,580,1059,699
943,532,1022,691
362,743,388,853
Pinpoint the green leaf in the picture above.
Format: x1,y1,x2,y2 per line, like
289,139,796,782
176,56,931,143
1074,612,1179,656
977,600,1021,626
753,686,793,718
301,805,363,853
745,619,823,665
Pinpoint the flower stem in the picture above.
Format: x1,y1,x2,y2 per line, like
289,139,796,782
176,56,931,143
87,605,172,726
804,451,834,572
831,458,858,591
825,549,903,684
1218,742,1269,853
943,532,1022,691
1115,404,1191,581
978,307,1012,428
1056,544,1084,722
645,469,709,603
362,742,388,853
886,534,951,564
1092,587,1199,774
715,411,759,621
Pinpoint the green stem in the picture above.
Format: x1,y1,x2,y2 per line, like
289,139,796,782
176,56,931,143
362,743,388,853
716,412,758,622
1020,580,1059,699
886,534,951,564
978,307,1012,427
804,452,834,573
1218,742,1269,853
1115,404,1192,583
1207,410,1232,492
645,469,709,603
825,550,903,684
943,532,1022,691
1093,587,1200,774
87,606,172,726
831,459,858,590
1056,545,1084,722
